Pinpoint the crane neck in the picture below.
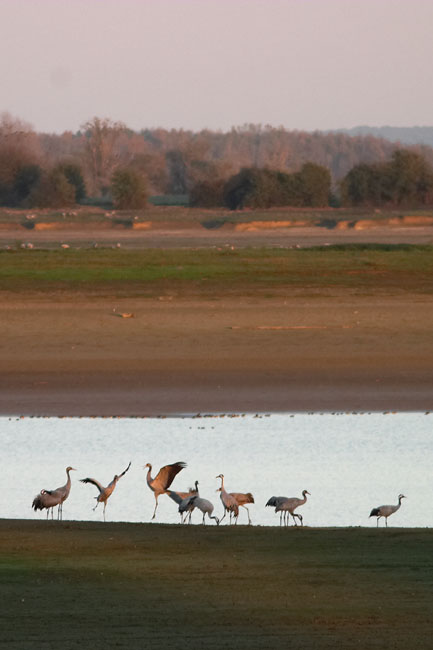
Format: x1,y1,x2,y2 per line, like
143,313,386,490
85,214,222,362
146,466,153,488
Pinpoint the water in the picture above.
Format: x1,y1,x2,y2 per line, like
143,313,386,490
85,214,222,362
1,413,431,527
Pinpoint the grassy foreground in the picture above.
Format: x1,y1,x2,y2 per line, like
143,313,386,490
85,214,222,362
1,521,432,649
2,244,433,296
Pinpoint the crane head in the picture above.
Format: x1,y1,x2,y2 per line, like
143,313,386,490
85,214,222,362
399,494,407,499
216,487,222,493
215,473,224,479
303,490,311,496
66,467,76,472
144,463,152,469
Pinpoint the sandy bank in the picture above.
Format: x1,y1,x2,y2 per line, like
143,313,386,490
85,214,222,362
1,293,432,414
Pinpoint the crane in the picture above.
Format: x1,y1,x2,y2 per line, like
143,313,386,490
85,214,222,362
187,495,220,525
266,490,311,526
369,494,406,527
175,481,200,523
215,476,239,524
144,461,186,520
216,474,254,524
32,466,76,520
80,462,131,521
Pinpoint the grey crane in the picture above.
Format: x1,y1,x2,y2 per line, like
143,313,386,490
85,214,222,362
32,466,76,520
186,495,220,525
266,490,311,526
369,494,406,527
176,481,200,523
144,461,187,520
166,481,199,506
216,474,254,524
80,462,131,521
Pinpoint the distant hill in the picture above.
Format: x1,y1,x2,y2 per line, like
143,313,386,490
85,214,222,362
330,126,433,148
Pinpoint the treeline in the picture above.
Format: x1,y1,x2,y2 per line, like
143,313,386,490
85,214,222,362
1,112,433,210
192,164,332,209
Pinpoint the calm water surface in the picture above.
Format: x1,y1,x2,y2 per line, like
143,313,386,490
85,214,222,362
1,413,431,527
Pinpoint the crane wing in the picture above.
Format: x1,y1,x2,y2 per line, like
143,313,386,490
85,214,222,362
166,490,183,505
231,492,254,504
80,477,104,493
154,462,187,490
118,461,131,479
32,490,61,509
266,496,284,507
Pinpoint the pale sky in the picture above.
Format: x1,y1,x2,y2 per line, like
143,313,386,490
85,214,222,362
1,0,432,134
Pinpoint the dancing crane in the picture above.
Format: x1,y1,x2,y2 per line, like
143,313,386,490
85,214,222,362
144,461,187,520
80,462,131,521
369,494,406,527
216,474,254,524
32,466,76,520
176,481,200,523
266,490,311,526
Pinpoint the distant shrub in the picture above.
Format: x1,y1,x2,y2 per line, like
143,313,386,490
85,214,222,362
29,168,75,208
189,179,225,207
341,150,433,206
223,165,331,210
111,168,148,209
13,164,42,205
56,163,86,201
296,163,332,207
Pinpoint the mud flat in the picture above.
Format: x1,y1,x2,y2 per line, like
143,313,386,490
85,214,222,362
1,292,432,415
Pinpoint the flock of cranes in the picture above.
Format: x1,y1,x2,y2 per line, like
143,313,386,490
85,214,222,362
32,461,407,527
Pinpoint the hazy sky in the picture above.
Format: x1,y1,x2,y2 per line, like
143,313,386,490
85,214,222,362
1,0,432,134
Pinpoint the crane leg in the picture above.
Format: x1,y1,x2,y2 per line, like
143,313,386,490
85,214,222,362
103,503,106,522
151,497,159,520
219,510,227,525
243,505,252,525
385,518,388,528
202,513,206,525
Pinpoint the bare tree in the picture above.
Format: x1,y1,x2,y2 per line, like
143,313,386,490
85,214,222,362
81,117,126,195
0,113,41,203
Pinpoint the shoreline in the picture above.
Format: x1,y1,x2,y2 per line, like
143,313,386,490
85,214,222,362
1,367,432,416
